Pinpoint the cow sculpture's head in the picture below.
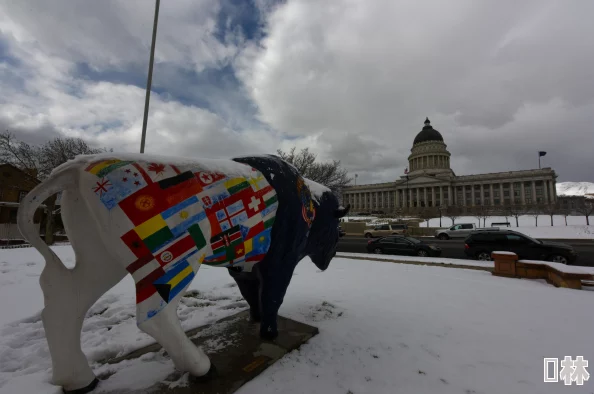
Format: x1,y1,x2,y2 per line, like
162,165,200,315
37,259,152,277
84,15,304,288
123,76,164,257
306,192,351,271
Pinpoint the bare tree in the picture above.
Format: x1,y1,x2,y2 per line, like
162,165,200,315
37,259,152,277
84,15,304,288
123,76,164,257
528,204,543,227
1,131,107,244
276,147,351,193
472,205,491,227
501,204,526,227
576,197,594,225
541,202,560,226
560,208,570,226
445,205,462,226
418,208,437,227
392,208,405,223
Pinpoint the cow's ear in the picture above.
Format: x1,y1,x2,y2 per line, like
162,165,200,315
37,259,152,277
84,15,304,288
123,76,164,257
334,204,351,218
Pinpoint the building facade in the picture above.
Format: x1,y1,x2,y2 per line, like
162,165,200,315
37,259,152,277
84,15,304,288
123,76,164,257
0,163,43,240
342,118,558,213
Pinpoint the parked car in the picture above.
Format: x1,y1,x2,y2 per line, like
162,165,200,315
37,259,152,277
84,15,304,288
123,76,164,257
366,235,441,257
364,223,408,238
463,229,578,264
435,223,496,240
338,225,346,237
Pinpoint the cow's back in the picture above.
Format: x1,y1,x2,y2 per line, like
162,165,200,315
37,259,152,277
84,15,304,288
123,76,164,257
73,153,283,322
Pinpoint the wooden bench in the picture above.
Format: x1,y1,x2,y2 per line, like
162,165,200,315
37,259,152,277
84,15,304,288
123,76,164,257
491,251,594,290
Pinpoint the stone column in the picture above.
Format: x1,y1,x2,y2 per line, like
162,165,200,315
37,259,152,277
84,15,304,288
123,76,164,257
543,181,549,204
448,185,453,206
409,188,412,208
499,183,503,204
471,185,475,206
423,188,428,207
521,182,526,205
480,184,484,205
490,184,494,206
432,187,436,207
549,180,556,202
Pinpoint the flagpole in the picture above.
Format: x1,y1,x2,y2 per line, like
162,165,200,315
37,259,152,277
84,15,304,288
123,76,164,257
140,0,161,154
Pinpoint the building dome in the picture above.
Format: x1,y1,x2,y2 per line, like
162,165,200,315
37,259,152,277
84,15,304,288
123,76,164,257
413,118,444,145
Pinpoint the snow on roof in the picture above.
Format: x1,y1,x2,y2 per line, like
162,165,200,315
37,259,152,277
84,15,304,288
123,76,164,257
556,181,594,197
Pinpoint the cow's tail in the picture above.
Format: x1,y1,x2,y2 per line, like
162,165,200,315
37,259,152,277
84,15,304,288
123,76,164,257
17,164,78,273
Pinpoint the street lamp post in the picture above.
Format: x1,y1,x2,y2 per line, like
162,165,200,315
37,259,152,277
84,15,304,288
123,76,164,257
140,0,161,154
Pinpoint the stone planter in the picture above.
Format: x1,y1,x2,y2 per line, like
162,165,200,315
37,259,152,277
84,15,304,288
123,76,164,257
491,251,518,278
491,251,594,290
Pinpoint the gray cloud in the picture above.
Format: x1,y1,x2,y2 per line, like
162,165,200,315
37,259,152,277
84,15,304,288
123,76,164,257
1,0,593,185
237,0,594,183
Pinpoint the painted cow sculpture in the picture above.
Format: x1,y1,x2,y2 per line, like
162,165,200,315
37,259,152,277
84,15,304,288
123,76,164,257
17,153,350,393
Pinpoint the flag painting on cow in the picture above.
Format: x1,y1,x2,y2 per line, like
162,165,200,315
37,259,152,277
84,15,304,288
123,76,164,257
84,158,281,322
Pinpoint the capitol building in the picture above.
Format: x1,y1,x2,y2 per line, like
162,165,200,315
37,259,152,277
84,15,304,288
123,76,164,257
342,118,558,213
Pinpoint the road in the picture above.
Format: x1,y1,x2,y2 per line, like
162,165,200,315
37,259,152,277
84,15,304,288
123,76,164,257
337,236,594,267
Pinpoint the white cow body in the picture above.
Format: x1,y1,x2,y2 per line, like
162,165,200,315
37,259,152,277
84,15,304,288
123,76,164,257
18,152,285,392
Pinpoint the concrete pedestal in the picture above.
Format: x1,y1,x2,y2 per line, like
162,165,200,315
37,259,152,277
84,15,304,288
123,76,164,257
100,310,319,393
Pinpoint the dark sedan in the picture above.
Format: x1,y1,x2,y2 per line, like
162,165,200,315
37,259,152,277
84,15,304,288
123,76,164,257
366,235,442,257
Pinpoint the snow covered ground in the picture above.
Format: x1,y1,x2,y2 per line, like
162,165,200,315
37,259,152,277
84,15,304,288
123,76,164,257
422,215,594,239
2,246,594,394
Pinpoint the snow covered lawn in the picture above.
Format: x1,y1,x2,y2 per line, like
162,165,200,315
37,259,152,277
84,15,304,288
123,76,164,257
423,215,594,239
1,246,594,394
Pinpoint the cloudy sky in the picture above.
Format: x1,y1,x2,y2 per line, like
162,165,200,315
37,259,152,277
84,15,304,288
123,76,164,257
1,0,593,184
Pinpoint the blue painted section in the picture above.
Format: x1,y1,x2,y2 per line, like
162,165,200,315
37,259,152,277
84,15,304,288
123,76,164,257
231,211,248,226
162,195,200,219
98,166,148,209
170,211,207,238
154,259,191,285
260,202,278,217
226,200,244,215
246,228,272,258
168,271,196,301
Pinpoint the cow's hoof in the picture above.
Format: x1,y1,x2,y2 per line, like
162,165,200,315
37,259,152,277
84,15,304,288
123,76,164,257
62,378,99,394
190,364,218,383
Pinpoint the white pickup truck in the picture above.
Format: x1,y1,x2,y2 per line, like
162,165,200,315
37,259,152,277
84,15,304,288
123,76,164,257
434,223,497,240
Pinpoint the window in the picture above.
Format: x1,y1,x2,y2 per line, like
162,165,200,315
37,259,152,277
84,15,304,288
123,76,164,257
380,225,389,230
379,238,395,244
506,234,529,244
461,224,474,229
451,225,461,230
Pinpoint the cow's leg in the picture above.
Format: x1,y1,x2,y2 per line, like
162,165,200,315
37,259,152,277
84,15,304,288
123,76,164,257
258,260,296,340
40,248,126,393
137,301,214,379
227,267,261,322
